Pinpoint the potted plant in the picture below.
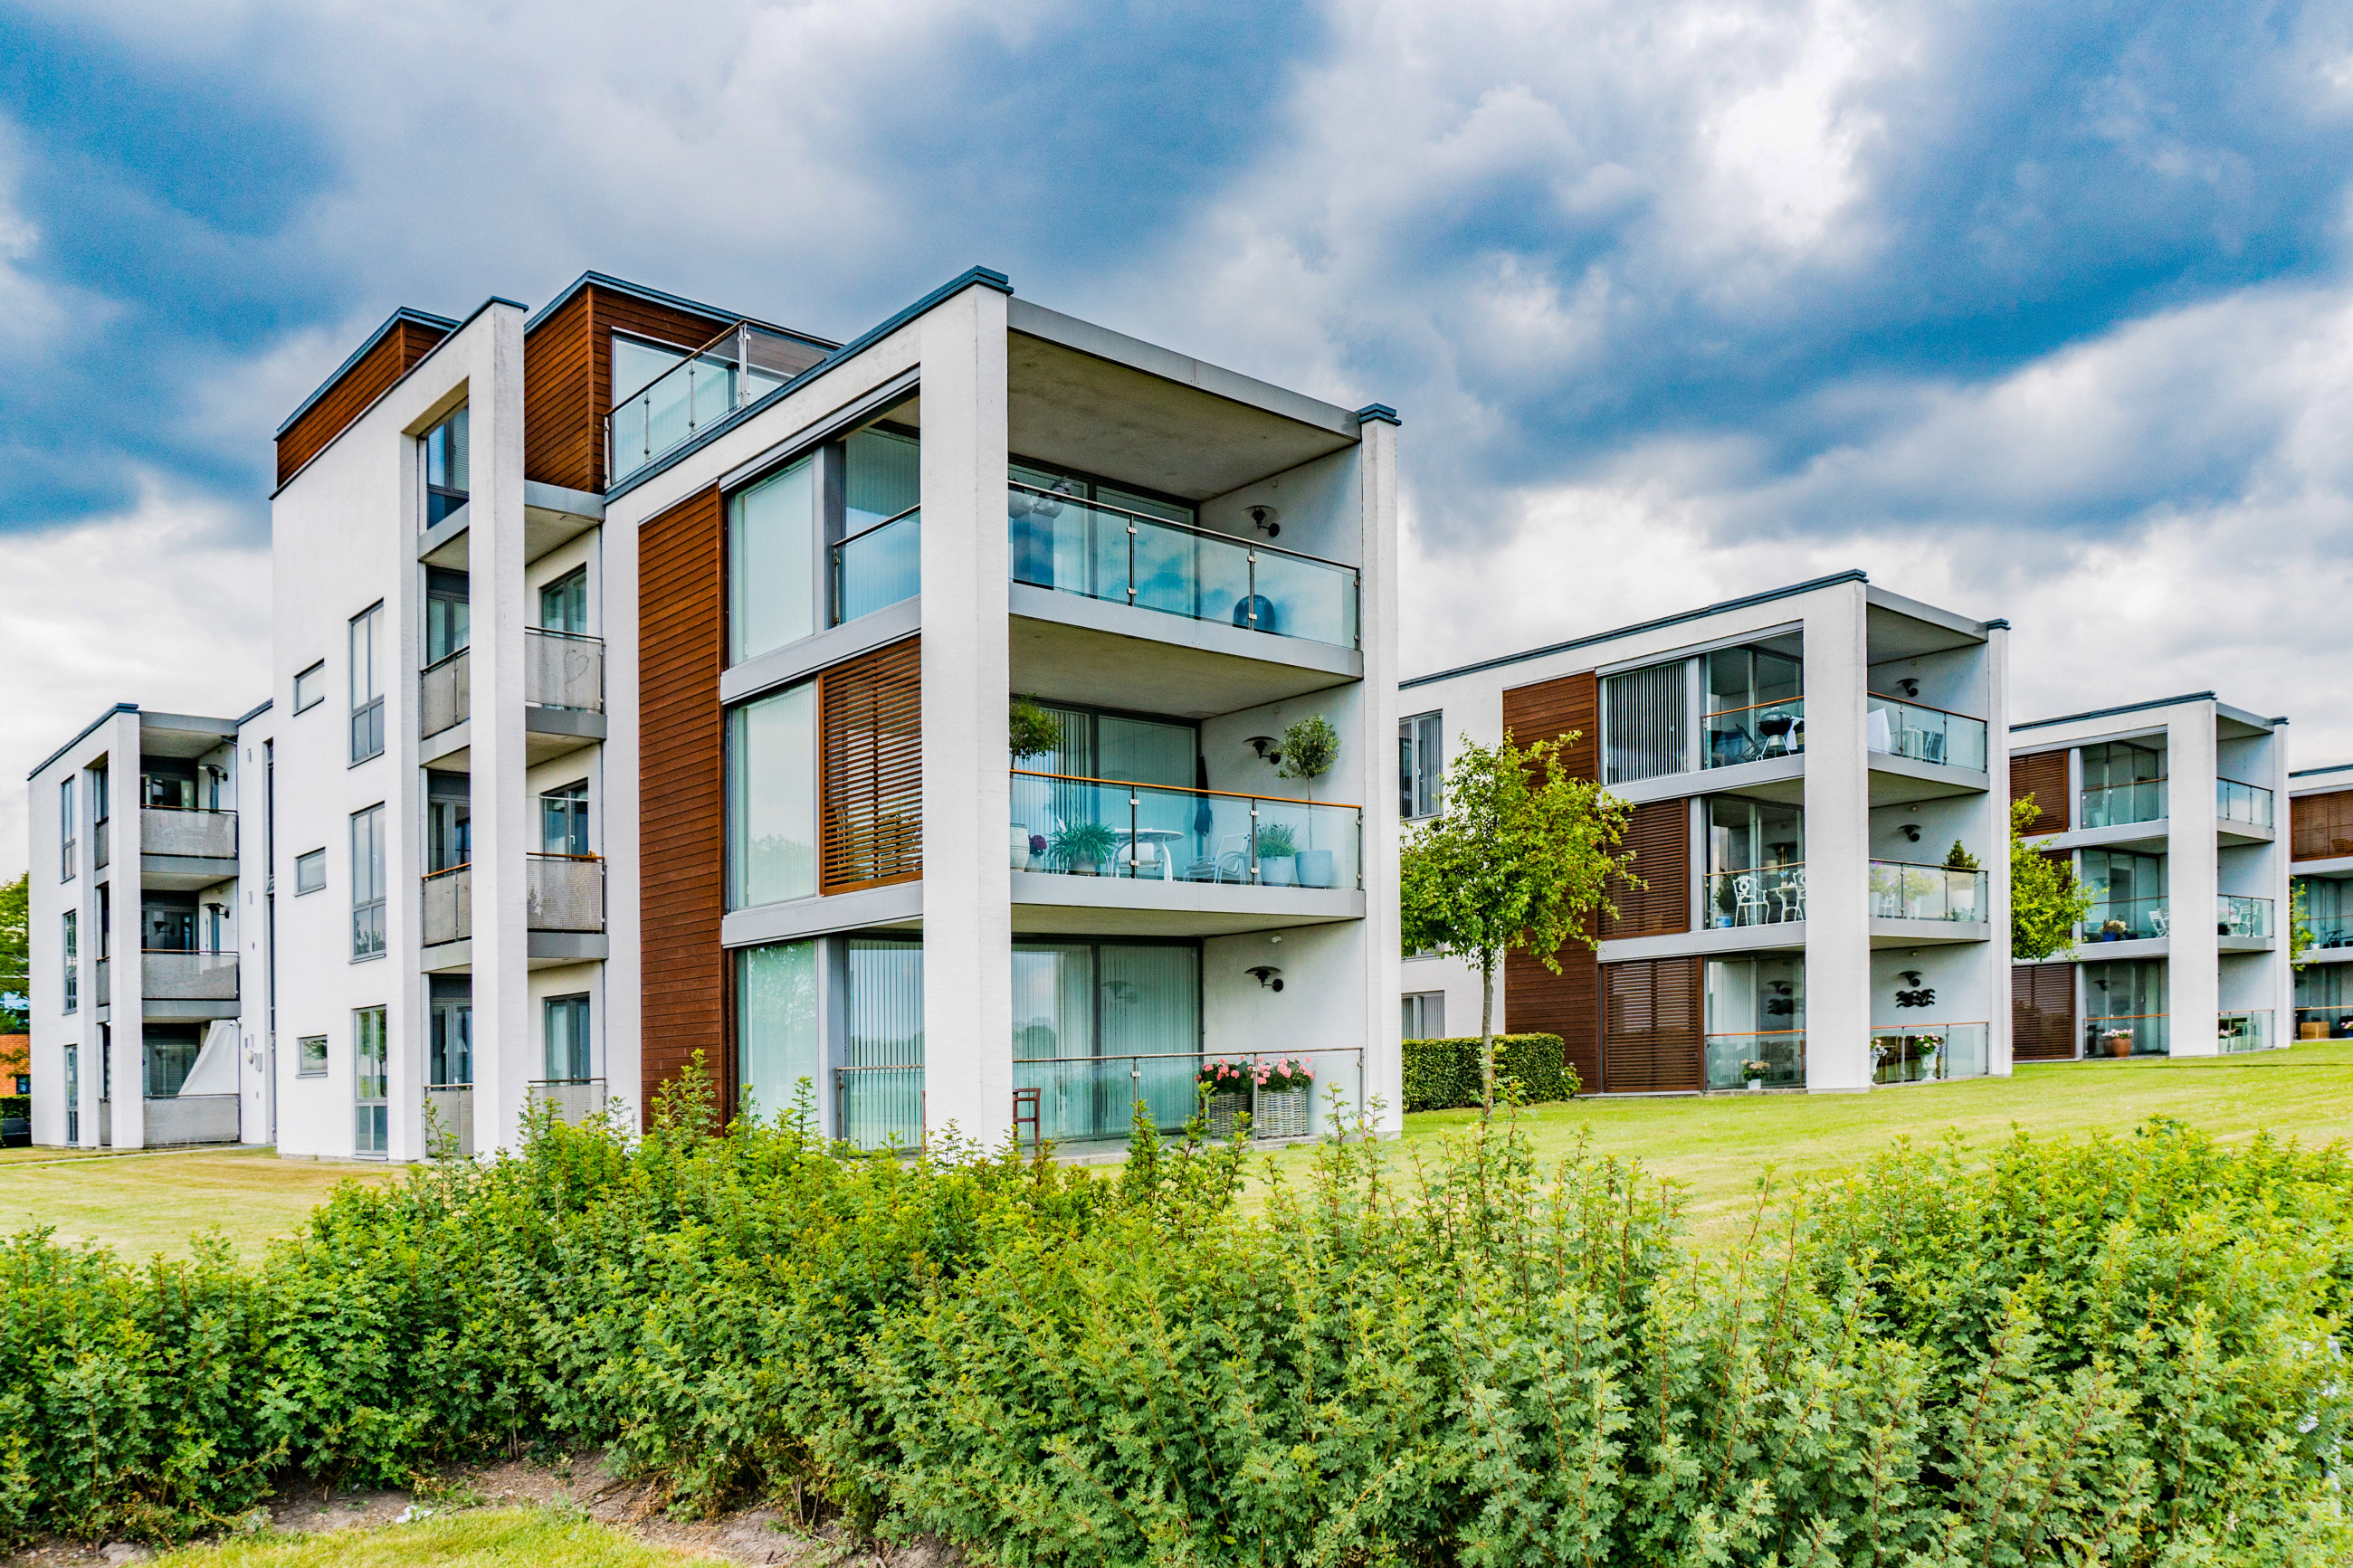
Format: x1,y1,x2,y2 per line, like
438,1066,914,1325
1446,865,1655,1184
2103,1027,2134,1058
1051,820,1119,876
1026,832,1047,872
1741,1058,1769,1092
1198,1058,1253,1140
1274,714,1340,887
1009,697,1061,870
1253,821,1299,884
1253,1055,1315,1139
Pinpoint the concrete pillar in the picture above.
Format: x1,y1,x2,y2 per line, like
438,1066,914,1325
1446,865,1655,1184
1354,412,1405,1133
1803,583,1872,1091
108,708,147,1147
918,278,1014,1148
1984,622,2015,1075
2168,707,2220,1056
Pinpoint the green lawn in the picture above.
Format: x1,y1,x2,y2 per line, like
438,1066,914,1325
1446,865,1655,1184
147,1507,711,1567
0,1146,395,1259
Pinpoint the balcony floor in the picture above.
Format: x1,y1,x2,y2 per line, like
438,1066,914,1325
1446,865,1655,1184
1011,588,1358,718
1012,870,1361,936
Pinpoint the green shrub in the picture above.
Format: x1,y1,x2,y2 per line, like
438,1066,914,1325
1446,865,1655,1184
0,1096,25,1121
1400,1031,1576,1109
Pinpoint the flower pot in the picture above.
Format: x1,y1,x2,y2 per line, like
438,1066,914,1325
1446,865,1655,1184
1255,1086,1310,1139
1260,857,1299,887
2106,1034,2132,1059
1010,824,1031,870
1205,1091,1248,1141
1072,858,1100,878
1295,850,1335,889
1025,852,1045,872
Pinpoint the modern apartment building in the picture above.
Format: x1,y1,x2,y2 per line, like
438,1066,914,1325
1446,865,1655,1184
2286,762,2353,1041
2007,694,2291,1060
24,267,1404,1155
1399,572,2013,1093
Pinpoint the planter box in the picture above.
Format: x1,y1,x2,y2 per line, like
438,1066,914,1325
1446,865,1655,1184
1256,1086,1310,1140
1205,1091,1248,1141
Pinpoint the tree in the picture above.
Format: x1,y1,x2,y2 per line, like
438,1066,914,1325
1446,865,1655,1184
0,871,25,1032
2290,882,2314,970
2010,796,2091,961
1401,730,1635,1116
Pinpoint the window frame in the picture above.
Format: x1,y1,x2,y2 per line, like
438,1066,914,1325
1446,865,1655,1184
1401,990,1447,1041
61,910,78,1013
296,1035,329,1079
59,775,75,881
293,848,327,897
349,804,386,960
292,660,326,715
539,780,591,858
348,603,385,765
543,993,594,1083
538,565,589,637
1399,711,1443,820
421,404,469,527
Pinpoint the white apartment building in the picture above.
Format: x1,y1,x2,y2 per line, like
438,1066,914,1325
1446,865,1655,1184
1398,573,2013,1093
24,267,1404,1155
2283,763,2353,1041
2008,694,2291,1060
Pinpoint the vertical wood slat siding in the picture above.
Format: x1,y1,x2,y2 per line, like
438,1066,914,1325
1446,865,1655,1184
2011,749,2069,836
2291,789,2353,861
1605,798,1691,938
274,319,449,486
819,638,923,893
2012,963,2076,1061
1600,955,1702,1092
638,486,729,1115
1500,670,1603,1086
521,285,747,492
1501,670,1600,781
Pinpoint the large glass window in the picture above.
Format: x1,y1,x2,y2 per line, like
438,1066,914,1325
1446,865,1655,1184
1400,712,1443,819
425,569,469,664
430,977,472,1088
539,567,588,636
349,603,385,763
350,804,386,958
1012,939,1200,1144
843,937,923,1150
58,776,74,880
1402,990,1446,1040
354,1007,388,1155
544,993,593,1081
2084,959,2168,1057
61,911,77,1013
1604,661,1688,784
422,405,469,527
1704,955,1805,1088
834,427,922,624
730,457,818,663
2296,955,2350,1039
141,759,195,810
1009,702,1199,879
2081,740,2167,829
2082,849,2167,941
737,939,819,1122
1704,645,1804,768
296,1035,327,1078
1705,797,1805,927
143,896,195,952
728,681,818,908
144,1027,198,1098
293,661,324,714
845,427,920,535
426,773,471,872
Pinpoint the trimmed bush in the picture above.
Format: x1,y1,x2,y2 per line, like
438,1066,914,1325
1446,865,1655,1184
1401,1031,1576,1109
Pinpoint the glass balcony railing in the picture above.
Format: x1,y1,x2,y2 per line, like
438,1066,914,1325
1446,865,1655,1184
605,323,811,485
2085,1013,2168,1058
1703,1031,1805,1090
2302,911,2353,950
525,629,603,713
2217,1010,2274,1053
1703,698,1805,769
2082,896,2166,942
1867,696,1987,771
1869,861,1987,922
1703,863,1806,927
1870,1022,1990,1084
1011,771,1360,889
2217,894,2272,939
1008,482,1359,649
527,1078,607,1128
2294,1004,2353,1042
423,864,471,946
421,648,469,738
2081,777,2167,830
2217,778,2274,828
833,506,919,624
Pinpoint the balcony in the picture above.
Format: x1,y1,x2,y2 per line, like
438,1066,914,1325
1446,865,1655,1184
528,1078,606,1126
605,323,813,486
1870,1022,1990,1084
1867,696,1987,772
2303,911,2353,951
526,629,603,712
2083,896,2166,943
2217,894,2272,939
140,806,236,861
1010,771,1359,889
2217,1010,2274,1054
142,950,237,1003
1009,482,1358,650
1702,1031,1805,1090
1704,698,1805,769
2217,778,2273,830
528,854,605,932
1703,864,1805,928
424,1085,473,1155
2081,777,2167,831
1869,861,1986,923
141,1094,238,1146
2084,1013,2168,1058
93,818,108,870
93,956,109,1008
421,649,469,740
423,864,472,946
834,507,919,624
2295,1004,2353,1041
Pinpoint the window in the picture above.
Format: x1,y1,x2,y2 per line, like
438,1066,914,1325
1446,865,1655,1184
2081,740,2167,830
544,993,593,1082
430,976,472,1088
1402,991,1446,1041
613,334,688,405
835,427,921,625
141,760,195,810
296,1035,328,1078
292,661,325,714
1704,955,1805,1088
1704,645,1804,769
1011,939,1197,1143
422,404,469,527
728,680,818,908
2082,849,2167,940
350,804,386,958
59,776,74,881
729,456,817,663
143,896,195,953
1605,661,1689,784
349,603,385,763
539,566,588,637
144,1028,198,1098
293,849,326,896
540,781,590,857
843,937,923,1150
425,568,470,664
1399,712,1443,819
61,912,77,1013
427,773,472,872
738,940,818,1121
1704,797,1805,927
354,1008,388,1155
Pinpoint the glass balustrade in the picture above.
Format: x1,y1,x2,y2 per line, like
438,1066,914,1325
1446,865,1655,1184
1870,1022,1990,1084
2084,1013,2169,1058
2217,778,2274,828
1702,1031,1805,1089
2216,894,2272,938
2082,896,2167,942
2217,1010,2274,1053
2294,1003,2353,1041
524,630,603,712
832,507,920,623
1008,482,1358,649
2081,777,2167,830
2302,912,2353,950
606,323,810,485
1702,863,1806,927
1703,698,1805,769
1869,861,1987,922
1010,770,1360,889
1866,696,1987,771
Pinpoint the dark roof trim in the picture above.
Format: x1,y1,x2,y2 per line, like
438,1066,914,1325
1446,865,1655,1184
235,698,273,727
523,269,837,353
28,704,137,781
2011,692,2218,733
1355,403,1401,426
605,266,1011,507
1401,570,1868,690
2291,763,2353,779
275,307,462,437
1984,618,2011,630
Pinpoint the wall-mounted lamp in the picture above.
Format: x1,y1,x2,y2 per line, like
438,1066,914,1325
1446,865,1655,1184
1246,504,1280,537
1246,736,1281,765
1896,678,1920,698
1899,970,1924,986
1246,965,1285,992
1901,823,1920,842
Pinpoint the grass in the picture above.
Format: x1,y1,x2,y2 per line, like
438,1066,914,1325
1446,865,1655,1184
0,1145,394,1259
146,1507,713,1567
1281,1041,2353,1239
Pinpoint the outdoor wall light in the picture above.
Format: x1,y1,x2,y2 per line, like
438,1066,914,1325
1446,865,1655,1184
1246,735,1281,764
1899,971,1924,986
1896,678,1920,698
1901,823,1920,841
1246,965,1285,992
1247,504,1280,537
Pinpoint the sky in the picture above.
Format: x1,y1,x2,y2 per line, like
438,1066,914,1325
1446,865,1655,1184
5,0,2353,876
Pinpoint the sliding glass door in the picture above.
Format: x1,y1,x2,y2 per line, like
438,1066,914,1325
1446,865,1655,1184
1012,938,1200,1144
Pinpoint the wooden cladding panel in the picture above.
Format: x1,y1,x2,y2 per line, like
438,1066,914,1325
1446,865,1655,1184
2291,789,2353,861
1504,929,1600,1092
1605,798,1690,939
521,284,742,493
1600,956,1702,1093
275,318,449,486
2012,963,2076,1061
819,638,923,893
2012,749,2069,836
1501,670,1599,782
638,486,729,1117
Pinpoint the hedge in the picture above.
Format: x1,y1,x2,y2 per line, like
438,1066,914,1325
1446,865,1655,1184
1401,1031,1577,1110
0,1081,2348,1563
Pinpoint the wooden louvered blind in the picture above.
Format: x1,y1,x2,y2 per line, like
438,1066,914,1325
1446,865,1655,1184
2012,963,2075,1061
2011,750,2068,836
2291,789,2353,861
820,637,922,893
1506,929,1599,1092
1605,798,1690,938
1501,670,1598,781
1600,955,1701,1092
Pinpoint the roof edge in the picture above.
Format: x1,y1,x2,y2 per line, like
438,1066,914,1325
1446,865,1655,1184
28,704,137,782
275,307,462,437
523,269,837,352
2011,691,2220,734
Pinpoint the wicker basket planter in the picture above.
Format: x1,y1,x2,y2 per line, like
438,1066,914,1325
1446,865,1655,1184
1255,1087,1310,1140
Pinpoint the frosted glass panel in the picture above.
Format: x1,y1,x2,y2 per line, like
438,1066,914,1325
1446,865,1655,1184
730,457,817,661
738,940,818,1123
729,681,817,908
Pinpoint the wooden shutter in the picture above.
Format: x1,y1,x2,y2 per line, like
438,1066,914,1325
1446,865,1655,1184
1605,798,1690,938
2011,963,2076,1061
1502,670,1598,781
1505,927,1599,1092
2291,789,2353,862
820,637,923,893
2011,750,2068,836
1601,955,1702,1092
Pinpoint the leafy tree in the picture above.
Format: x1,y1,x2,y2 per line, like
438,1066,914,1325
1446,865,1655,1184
0,871,25,1031
2010,795,2091,961
1007,696,1062,761
1401,730,1634,1116
2290,881,2314,969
